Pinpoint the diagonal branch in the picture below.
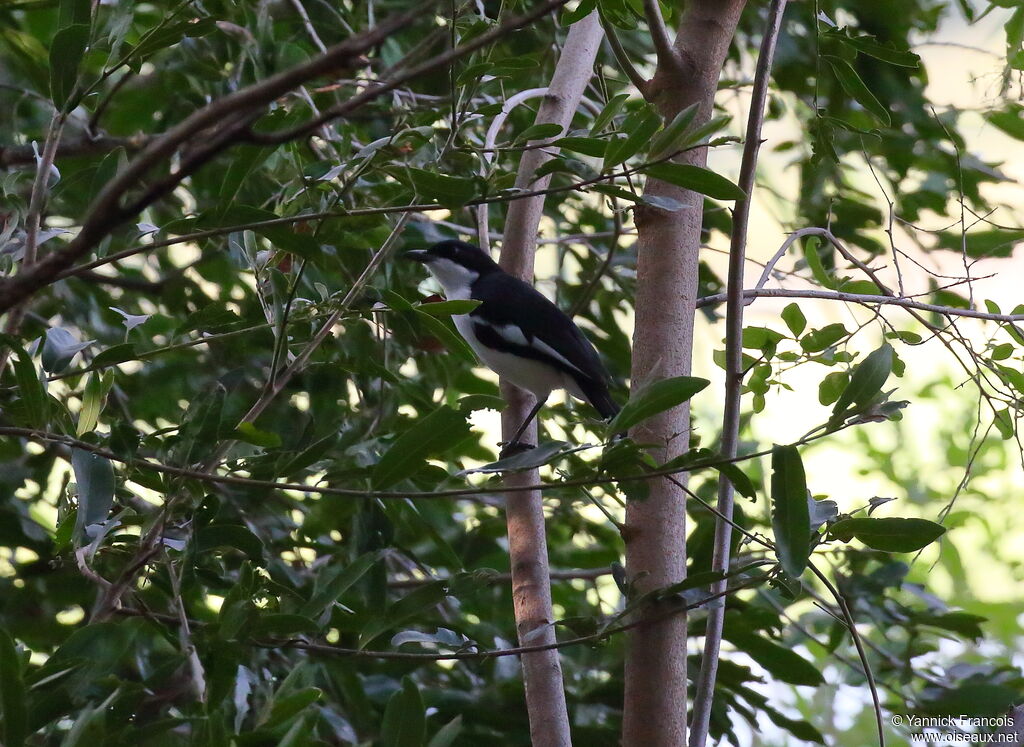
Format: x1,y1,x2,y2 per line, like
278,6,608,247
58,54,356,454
0,0,573,316
642,0,677,68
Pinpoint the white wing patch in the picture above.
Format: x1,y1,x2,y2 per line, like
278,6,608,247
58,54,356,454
489,323,587,377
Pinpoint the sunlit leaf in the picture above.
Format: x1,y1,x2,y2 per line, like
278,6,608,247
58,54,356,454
609,376,710,433
372,407,472,488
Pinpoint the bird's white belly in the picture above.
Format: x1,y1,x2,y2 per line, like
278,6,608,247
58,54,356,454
453,314,576,399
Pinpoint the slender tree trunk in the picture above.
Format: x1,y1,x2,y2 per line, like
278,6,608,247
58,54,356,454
496,14,603,746
622,3,746,746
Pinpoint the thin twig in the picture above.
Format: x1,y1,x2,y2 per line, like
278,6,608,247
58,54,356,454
0,420,857,501
164,548,207,703
808,562,885,747
599,12,649,93
0,111,67,377
695,287,1024,322
689,5,787,743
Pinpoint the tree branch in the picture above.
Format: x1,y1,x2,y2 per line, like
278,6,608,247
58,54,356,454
696,287,1024,322
0,4,430,315
689,3,787,745
642,0,677,69
599,13,650,93
0,132,153,169
495,13,603,746
0,0,574,315
0,421,856,501
0,112,66,379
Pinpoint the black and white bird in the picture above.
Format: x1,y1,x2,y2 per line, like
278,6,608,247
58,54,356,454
406,240,619,452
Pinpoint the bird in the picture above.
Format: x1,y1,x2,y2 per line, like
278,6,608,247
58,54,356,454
405,239,619,455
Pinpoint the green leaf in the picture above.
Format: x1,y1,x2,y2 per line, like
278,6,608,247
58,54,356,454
195,524,265,560
771,445,810,577
802,236,835,288
76,370,113,436
609,376,710,433
993,408,1014,440
781,303,807,336
727,631,824,686
800,323,848,352
71,449,115,538
412,310,477,363
554,136,609,158
920,683,1017,718
680,114,732,148
360,581,450,649
0,629,27,747
380,677,426,747
372,406,472,488
427,715,463,747
935,227,1024,259
250,614,319,638
589,183,641,203
830,343,894,420
460,441,572,475
562,0,597,26
263,687,322,729
741,326,786,350
912,611,987,640
762,704,826,744
178,303,242,334
648,103,699,160
590,93,630,134
457,394,506,413
403,168,476,209
233,422,282,448
49,24,89,110
643,163,746,201
41,327,93,373
125,17,218,65
829,31,920,67
299,551,382,619
817,371,849,406
58,0,90,27
11,347,48,428
830,517,946,552
987,105,1024,140
716,462,757,500
91,343,138,368
414,299,481,317
603,104,660,169
824,56,891,125
515,123,563,143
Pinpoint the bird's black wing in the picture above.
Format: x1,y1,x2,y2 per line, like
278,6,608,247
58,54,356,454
470,273,619,418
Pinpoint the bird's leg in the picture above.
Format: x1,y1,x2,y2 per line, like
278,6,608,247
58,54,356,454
499,397,546,458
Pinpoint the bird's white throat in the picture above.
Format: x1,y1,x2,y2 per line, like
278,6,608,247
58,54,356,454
422,257,478,301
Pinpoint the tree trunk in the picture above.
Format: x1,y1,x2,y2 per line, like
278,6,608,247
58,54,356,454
622,3,746,746
496,14,604,746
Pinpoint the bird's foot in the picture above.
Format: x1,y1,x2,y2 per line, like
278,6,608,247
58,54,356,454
498,441,536,459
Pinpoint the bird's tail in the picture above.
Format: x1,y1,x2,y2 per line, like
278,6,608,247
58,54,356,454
578,377,620,421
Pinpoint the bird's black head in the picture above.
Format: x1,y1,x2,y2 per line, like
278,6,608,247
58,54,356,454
405,240,501,276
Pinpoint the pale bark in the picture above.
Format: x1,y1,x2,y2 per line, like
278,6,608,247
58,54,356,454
622,3,746,746
689,2,788,745
495,13,604,747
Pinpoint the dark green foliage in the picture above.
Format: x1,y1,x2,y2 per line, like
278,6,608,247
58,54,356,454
0,1,1022,745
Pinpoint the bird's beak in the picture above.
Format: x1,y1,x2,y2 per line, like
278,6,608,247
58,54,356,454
404,250,431,263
